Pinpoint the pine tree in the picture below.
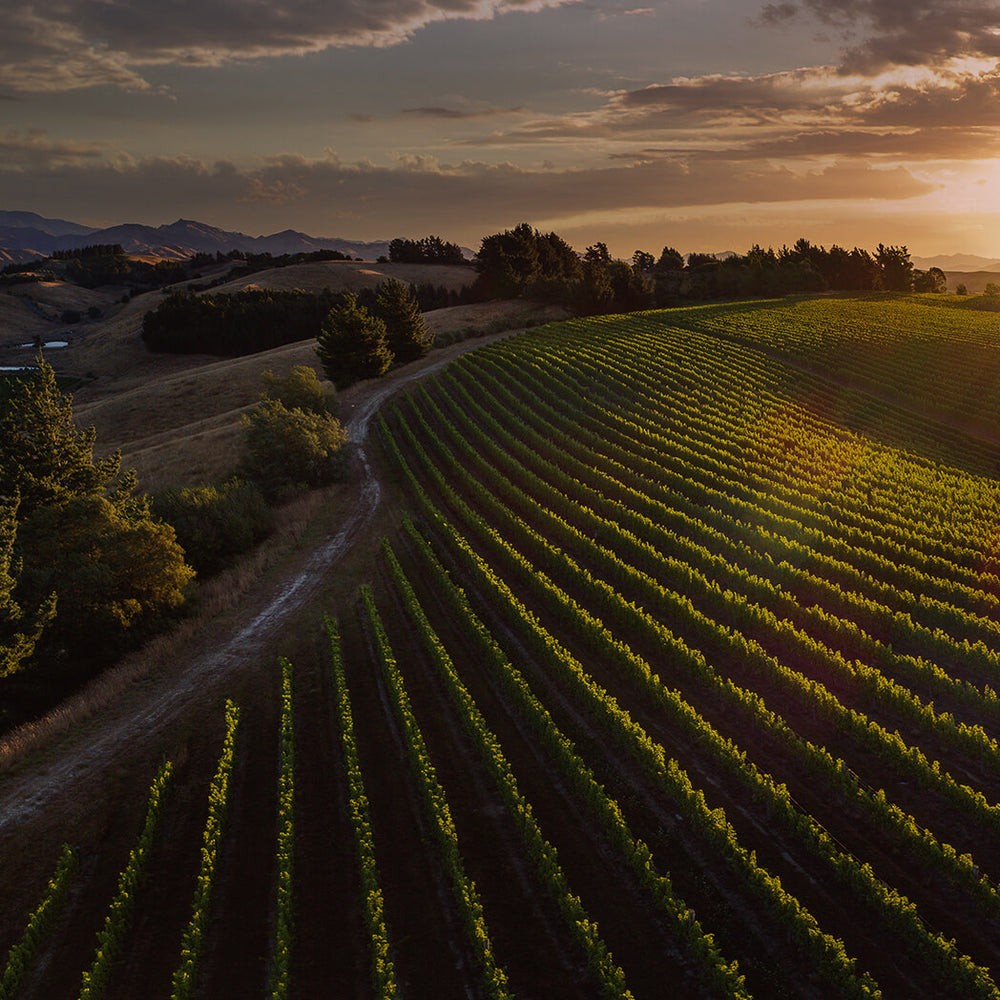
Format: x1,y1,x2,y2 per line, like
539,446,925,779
375,278,432,363
0,355,193,666
315,293,393,389
0,354,121,515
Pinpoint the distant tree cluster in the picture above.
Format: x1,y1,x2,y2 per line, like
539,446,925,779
51,244,126,261
225,248,353,279
473,223,583,300
64,255,193,290
6,248,214,291
387,236,467,265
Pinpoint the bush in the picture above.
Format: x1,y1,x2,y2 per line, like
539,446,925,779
239,399,349,501
18,494,194,658
151,479,274,578
261,366,335,416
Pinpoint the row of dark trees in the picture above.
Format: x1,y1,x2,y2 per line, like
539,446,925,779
142,288,344,355
51,244,125,261
469,224,949,315
142,278,453,357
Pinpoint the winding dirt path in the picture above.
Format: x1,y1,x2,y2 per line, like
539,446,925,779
0,331,516,847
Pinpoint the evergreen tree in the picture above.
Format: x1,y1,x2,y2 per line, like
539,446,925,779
315,293,393,389
0,355,193,667
0,354,121,516
375,278,432,363
874,243,914,292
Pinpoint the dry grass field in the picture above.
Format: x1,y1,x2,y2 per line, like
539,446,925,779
0,261,563,491
207,259,474,296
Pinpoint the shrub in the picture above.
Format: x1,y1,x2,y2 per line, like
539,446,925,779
151,479,274,578
260,366,335,416
239,399,349,501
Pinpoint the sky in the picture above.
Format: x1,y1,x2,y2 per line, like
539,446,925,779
3,0,1000,259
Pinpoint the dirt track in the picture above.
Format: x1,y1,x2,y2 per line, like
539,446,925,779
0,330,516,865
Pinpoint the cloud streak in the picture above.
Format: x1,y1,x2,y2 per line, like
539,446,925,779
0,147,934,241
448,61,1000,164
757,0,1000,71
1,0,577,92
401,105,525,119
0,130,107,168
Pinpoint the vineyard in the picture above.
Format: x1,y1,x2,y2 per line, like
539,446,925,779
6,292,1000,998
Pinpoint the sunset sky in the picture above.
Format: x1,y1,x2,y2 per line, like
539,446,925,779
3,0,1000,258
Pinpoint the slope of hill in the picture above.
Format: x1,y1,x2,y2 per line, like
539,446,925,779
207,258,473,296
940,270,1000,294
6,295,1000,1000
0,259,556,489
0,211,96,237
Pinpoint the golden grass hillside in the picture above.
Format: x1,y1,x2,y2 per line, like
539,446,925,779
1,264,562,491
2,260,476,377
77,299,562,490
208,259,473,296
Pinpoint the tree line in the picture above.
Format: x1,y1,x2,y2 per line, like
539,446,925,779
142,280,464,357
468,224,948,315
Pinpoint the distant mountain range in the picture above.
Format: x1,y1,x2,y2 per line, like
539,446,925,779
3,212,996,273
911,253,1000,272
0,211,393,264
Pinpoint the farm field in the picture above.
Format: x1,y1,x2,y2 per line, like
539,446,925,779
5,293,1000,998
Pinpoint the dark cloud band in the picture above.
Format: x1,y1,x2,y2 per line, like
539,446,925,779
1,0,576,92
